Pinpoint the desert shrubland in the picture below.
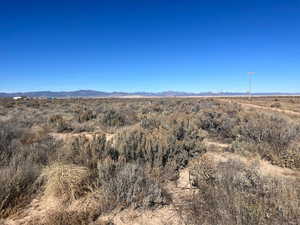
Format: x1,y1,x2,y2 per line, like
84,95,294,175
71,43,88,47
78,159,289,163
0,97,300,224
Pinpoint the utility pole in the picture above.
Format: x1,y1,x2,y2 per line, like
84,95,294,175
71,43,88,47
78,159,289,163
247,72,255,100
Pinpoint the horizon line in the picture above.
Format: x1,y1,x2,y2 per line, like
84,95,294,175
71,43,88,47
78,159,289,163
1,89,300,95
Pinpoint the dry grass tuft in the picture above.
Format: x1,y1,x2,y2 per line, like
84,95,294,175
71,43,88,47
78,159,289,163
42,163,90,203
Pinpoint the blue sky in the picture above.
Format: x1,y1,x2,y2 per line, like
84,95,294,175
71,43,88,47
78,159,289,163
1,0,300,93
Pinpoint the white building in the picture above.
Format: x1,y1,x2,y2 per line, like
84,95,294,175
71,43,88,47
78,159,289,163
13,96,23,100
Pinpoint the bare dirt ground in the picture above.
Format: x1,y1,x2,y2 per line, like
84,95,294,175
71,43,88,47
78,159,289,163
203,139,230,149
50,131,105,142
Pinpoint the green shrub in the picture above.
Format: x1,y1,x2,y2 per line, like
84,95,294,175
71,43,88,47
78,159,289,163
114,126,206,172
97,160,169,209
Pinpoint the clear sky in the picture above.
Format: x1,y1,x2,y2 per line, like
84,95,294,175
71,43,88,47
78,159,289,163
1,0,299,93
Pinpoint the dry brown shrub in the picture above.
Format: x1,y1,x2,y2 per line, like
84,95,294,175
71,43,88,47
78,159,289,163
233,112,300,168
238,112,298,150
76,110,96,123
48,115,72,132
196,105,241,140
0,163,40,218
0,123,59,218
62,135,109,170
270,102,281,108
20,127,48,145
184,155,300,225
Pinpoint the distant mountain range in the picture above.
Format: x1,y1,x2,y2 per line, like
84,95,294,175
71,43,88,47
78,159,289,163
0,90,299,98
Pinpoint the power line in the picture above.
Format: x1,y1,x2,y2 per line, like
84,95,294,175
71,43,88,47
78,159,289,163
247,72,255,100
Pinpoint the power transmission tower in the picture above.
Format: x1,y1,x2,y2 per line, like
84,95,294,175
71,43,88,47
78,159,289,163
247,72,255,100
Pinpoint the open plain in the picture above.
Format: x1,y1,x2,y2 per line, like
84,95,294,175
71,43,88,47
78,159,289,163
0,97,299,225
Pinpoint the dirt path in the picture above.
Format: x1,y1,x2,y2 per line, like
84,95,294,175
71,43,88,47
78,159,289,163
201,139,299,179
220,99,300,116
50,131,115,142
204,151,300,179
203,139,230,149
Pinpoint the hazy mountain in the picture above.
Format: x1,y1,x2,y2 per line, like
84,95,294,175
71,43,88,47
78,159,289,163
0,90,299,98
